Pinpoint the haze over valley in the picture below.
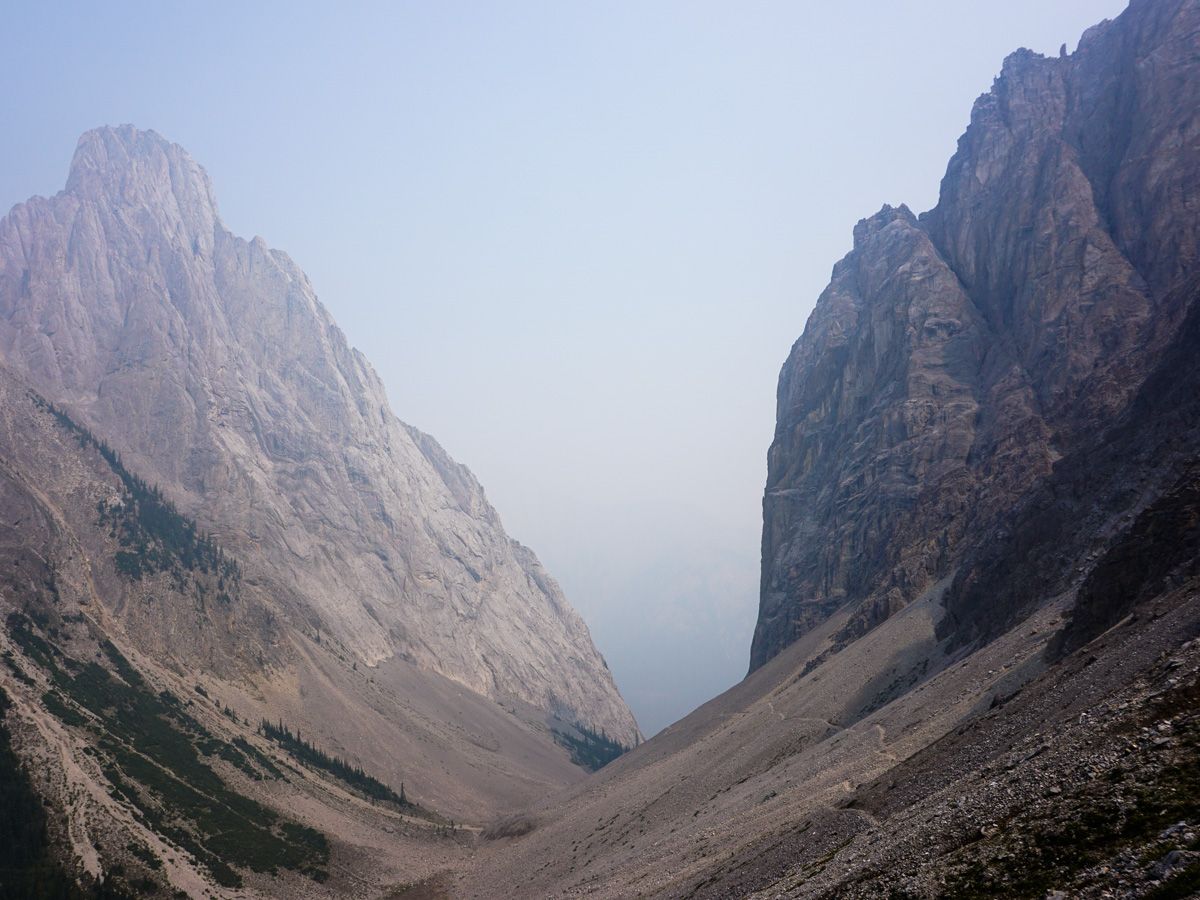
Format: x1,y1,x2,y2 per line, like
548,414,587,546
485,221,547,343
2,0,1129,735
1,1,1199,898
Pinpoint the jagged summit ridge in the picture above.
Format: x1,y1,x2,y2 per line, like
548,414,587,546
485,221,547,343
0,124,640,745
67,125,218,211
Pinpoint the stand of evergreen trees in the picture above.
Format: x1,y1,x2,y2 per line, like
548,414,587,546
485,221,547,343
259,720,409,807
552,722,629,772
0,686,132,899
33,395,238,585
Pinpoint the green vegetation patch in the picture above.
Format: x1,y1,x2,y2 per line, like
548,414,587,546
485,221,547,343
259,719,425,814
8,613,328,889
941,684,1200,899
32,395,238,590
551,721,630,772
41,690,88,728
232,736,284,779
2,649,34,686
0,686,134,899
126,842,162,871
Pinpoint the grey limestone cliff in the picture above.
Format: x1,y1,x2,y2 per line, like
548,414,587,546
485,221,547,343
0,125,639,745
754,0,1200,671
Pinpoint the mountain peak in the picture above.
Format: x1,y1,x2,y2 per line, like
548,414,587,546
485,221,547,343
756,0,1199,672
0,125,641,749
66,125,219,226
851,203,917,247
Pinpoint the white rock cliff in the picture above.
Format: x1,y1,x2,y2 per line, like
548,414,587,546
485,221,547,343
0,125,639,746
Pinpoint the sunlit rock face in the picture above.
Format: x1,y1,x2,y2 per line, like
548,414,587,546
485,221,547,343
753,0,1200,671
0,124,639,746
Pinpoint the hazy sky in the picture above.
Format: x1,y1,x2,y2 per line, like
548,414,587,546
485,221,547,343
2,0,1127,735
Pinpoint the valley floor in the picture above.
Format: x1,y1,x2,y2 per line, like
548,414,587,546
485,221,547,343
438,583,1200,900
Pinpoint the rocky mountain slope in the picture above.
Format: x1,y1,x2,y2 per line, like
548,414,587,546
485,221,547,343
0,124,638,749
754,0,1199,671
0,126,640,896
454,1,1200,897
2,0,1197,896
0,362,597,896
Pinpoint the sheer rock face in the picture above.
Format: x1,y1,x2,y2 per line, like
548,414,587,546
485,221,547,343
753,0,1200,671
0,125,639,745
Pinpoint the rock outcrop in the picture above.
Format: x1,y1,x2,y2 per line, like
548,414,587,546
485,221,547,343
753,0,1200,671
0,125,639,745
